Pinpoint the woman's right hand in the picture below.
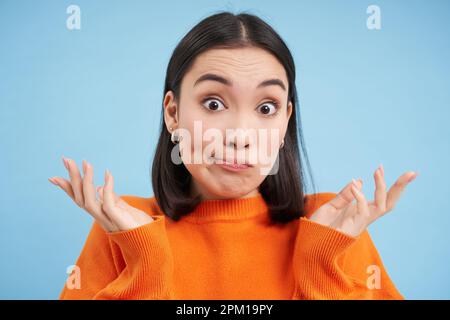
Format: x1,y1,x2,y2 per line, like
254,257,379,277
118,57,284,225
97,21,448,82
48,156,154,233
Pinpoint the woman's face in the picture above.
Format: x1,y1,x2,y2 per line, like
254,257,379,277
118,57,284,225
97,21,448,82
164,46,292,200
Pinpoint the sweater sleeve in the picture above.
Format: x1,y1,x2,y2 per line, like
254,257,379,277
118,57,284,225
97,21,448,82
292,217,404,300
59,213,174,300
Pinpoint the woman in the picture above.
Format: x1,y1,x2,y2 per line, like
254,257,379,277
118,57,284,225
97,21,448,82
50,11,417,300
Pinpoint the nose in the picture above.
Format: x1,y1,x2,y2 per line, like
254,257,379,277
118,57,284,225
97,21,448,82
225,127,253,150
227,138,249,150
223,110,255,151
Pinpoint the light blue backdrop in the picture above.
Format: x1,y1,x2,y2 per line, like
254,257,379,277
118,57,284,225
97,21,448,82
0,0,448,299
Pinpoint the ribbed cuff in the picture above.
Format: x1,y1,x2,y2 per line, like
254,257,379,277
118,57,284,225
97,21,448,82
107,215,170,261
293,217,359,299
100,215,174,299
297,217,358,256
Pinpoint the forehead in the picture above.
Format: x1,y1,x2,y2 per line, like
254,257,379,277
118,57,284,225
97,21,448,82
184,47,288,87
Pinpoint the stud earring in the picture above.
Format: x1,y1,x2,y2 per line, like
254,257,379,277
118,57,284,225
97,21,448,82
171,128,183,144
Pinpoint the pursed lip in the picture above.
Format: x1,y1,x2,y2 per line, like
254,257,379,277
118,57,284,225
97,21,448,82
212,157,253,168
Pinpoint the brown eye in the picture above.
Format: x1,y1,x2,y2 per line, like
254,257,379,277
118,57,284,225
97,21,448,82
202,98,226,112
257,101,278,116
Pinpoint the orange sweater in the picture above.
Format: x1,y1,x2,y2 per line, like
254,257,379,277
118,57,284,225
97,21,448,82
59,192,404,300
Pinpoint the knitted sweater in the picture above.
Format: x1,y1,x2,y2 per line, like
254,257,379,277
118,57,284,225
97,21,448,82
59,192,403,300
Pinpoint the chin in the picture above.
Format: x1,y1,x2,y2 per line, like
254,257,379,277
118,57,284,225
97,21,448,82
203,182,255,200
220,190,253,199
191,166,259,199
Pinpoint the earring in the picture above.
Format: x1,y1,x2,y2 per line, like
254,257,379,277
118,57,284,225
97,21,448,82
280,139,285,149
171,128,183,144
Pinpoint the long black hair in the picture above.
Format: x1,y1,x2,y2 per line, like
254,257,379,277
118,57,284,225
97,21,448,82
152,11,317,224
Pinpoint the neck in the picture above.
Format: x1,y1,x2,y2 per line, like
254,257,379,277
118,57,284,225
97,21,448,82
181,192,269,223
190,180,260,201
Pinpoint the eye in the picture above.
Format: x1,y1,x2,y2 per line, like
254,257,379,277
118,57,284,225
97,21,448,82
201,98,226,112
256,101,279,116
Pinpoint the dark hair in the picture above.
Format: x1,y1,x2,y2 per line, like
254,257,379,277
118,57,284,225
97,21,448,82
152,10,317,223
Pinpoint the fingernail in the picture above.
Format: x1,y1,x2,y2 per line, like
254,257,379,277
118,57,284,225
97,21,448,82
352,178,358,187
83,160,90,174
380,163,384,177
105,169,109,183
48,177,58,186
62,156,69,170
351,183,360,194
408,172,417,182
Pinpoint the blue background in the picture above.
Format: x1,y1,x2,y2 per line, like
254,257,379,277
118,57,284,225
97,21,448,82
0,0,449,299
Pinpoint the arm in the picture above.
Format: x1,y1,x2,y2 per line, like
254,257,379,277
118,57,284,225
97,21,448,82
292,217,404,300
59,215,175,300
290,165,416,299
59,220,122,299
93,215,175,299
53,159,175,299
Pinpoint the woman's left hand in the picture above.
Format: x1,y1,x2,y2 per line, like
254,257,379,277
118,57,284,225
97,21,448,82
309,164,418,237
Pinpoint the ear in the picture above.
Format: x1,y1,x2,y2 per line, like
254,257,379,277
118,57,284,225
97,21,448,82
163,90,179,132
282,100,293,136
286,100,293,120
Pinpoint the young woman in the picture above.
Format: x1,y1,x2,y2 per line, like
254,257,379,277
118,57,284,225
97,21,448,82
51,11,417,300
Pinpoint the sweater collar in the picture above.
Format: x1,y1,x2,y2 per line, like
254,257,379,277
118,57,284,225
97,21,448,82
182,192,269,223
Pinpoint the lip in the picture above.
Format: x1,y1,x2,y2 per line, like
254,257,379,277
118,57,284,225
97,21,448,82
212,157,253,172
217,163,251,172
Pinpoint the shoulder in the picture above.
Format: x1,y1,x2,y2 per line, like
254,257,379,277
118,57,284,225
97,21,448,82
118,193,339,219
118,194,163,217
303,192,337,219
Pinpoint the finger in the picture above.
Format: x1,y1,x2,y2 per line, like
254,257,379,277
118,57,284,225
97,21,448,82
82,160,98,209
327,178,363,211
97,186,104,204
82,161,117,232
350,181,371,223
386,171,418,212
51,175,116,232
97,179,121,231
64,157,85,208
48,177,59,186
102,170,128,230
49,177,75,200
374,164,387,213
97,185,123,205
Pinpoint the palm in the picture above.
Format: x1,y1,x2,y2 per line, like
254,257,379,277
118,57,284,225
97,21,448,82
48,157,154,233
309,165,418,237
98,192,153,231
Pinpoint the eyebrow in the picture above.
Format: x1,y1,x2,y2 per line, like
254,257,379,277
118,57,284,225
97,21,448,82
193,73,286,91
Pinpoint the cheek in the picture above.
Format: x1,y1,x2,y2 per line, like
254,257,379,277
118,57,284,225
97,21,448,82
178,115,226,164
254,122,285,160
